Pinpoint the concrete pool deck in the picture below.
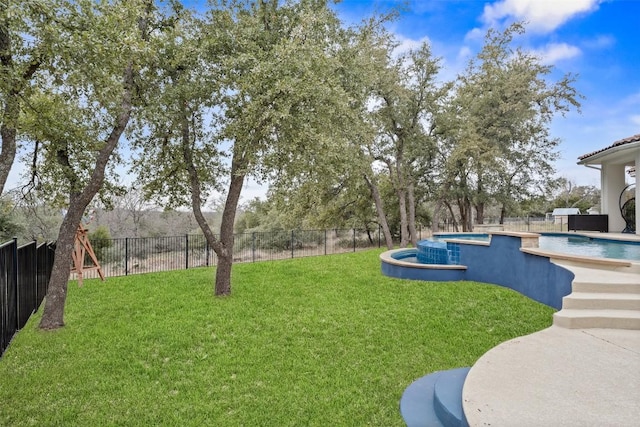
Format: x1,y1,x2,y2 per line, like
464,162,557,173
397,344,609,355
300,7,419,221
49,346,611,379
463,326,640,427
462,246,640,427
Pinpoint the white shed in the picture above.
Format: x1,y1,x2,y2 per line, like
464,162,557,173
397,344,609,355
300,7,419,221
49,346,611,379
551,208,581,224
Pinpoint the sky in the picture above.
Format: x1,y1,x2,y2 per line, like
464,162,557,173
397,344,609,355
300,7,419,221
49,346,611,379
331,0,640,188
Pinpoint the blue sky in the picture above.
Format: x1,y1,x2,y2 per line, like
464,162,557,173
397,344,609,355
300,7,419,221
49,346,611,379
332,0,640,187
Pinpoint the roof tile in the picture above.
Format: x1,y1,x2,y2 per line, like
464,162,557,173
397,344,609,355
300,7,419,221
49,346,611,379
578,133,640,160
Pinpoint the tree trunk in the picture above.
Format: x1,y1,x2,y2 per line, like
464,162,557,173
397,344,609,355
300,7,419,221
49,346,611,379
364,173,393,249
214,250,234,295
457,197,474,232
407,182,418,246
475,175,485,225
0,100,17,194
38,209,81,329
444,201,459,232
214,170,244,296
432,199,442,234
457,198,466,231
365,227,374,245
476,202,485,225
0,22,17,194
397,187,409,247
465,198,473,231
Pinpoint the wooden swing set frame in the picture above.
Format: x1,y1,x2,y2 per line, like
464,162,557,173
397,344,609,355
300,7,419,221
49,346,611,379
70,224,105,286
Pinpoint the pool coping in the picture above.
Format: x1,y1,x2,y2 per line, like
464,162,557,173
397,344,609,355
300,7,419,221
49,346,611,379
380,249,467,270
439,238,489,247
541,231,640,244
520,247,636,269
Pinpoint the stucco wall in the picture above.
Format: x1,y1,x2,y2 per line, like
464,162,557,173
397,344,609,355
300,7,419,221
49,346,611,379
459,235,574,309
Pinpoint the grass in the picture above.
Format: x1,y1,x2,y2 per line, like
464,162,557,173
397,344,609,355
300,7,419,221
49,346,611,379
0,250,554,426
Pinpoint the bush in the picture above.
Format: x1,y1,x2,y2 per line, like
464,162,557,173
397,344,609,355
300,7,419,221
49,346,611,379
337,237,373,249
89,226,113,262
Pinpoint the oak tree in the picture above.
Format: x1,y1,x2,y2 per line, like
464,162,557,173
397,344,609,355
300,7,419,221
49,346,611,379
19,0,160,329
132,0,367,295
436,23,581,229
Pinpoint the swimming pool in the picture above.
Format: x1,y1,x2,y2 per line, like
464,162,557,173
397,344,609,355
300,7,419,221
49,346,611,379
434,233,640,262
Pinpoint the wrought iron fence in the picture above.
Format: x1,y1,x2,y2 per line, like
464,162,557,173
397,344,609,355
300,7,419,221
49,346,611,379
1,239,55,357
76,218,562,281
79,228,386,280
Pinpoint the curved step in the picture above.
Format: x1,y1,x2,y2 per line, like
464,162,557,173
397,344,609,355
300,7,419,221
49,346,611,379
400,371,445,427
573,281,640,294
553,309,640,329
433,367,470,427
569,268,640,294
562,292,640,310
400,368,470,427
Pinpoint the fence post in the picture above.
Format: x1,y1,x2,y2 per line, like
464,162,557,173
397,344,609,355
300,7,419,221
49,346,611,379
125,237,129,276
185,235,189,270
252,232,256,262
205,239,210,267
12,238,18,335
324,229,327,255
353,228,356,252
32,240,38,313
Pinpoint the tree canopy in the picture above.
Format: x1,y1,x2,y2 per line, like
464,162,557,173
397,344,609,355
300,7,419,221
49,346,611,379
433,23,581,230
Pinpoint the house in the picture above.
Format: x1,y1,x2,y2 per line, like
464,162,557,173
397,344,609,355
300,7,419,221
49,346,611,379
578,134,639,234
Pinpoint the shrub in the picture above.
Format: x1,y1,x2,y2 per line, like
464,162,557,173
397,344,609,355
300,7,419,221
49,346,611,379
89,226,113,262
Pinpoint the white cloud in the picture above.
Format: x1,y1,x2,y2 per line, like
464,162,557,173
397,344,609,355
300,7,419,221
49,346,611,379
392,35,432,58
630,115,640,126
583,34,615,49
457,46,472,62
531,42,582,65
482,0,602,33
464,27,485,42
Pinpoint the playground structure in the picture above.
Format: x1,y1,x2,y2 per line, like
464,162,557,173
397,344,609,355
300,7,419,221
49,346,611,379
70,223,105,286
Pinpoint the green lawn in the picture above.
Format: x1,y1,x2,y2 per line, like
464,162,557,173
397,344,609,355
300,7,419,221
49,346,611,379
0,250,554,426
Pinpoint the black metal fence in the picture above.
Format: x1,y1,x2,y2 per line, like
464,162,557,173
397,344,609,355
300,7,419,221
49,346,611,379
77,218,564,281
80,228,385,280
1,239,55,357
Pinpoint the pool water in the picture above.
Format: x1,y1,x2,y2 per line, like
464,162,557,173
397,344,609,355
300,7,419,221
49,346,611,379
539,235,640,261
434,233,640,262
